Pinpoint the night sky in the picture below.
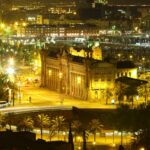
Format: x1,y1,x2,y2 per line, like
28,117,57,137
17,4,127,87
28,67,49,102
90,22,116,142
108,0,150,5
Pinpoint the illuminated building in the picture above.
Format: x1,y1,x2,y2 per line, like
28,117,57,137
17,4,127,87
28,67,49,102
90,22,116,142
41,45,137,101
17,24,100,37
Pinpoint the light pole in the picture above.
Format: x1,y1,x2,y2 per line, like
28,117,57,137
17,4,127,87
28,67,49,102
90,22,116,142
17,81,21,104
59,72,64,104
136,95,139,107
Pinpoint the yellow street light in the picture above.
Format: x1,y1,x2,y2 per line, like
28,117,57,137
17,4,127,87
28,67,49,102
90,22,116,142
49,70,52,76
117,53,121,60
77,136,81,141
140,147,145,150
111,99,115,104
59,72,63,79
22,22,27,27
129,55,133,59
78,146,81,150
6,67,15,75
0,23,5,29
112,143,116,147
142,57,145,61
14,22,18,26
136,95,139,100
77,76,81,84
134,26,138,32
6,67,15,82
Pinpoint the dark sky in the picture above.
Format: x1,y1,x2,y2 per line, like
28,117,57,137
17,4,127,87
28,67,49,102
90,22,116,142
108,0,150,5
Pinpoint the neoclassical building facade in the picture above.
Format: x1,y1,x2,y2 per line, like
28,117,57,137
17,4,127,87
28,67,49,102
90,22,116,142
41,45,137,101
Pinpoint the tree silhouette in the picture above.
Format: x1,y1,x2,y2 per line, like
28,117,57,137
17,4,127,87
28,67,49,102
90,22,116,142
71,120,82,142
46,115,56,141
17,116,34,131
88,119,103,143
52,115,65,140
37,114,49,139
4,113,16,130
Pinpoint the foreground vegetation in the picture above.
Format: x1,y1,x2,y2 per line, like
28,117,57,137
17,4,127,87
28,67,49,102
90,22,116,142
0,104,150,149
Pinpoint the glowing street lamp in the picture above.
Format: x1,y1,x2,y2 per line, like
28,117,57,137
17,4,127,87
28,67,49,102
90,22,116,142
142,57,145,61
111,99,115,105
129,55,133,60
22,22,27,27
140,147,145,150
0,23,5,29
14,22,18,26
59,72,63,79
49,70,52,76
77,76,81,84
6,67,15,82
117,53,121,60
6,67,15,75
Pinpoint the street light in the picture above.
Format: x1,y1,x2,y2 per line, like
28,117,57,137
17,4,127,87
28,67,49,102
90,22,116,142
117,53,121,60
111,99,115,105
140,147,145,150
22,22,27,27
77,136,81,150
136,95,139,106
77,76,81,84
58,72,64,104
129,55,133,60
6,67,15,82
48,70,52,76
59,72,63,79
6,67,15,75
0,23,5,29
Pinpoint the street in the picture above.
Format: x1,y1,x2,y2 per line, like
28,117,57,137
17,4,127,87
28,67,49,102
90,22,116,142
12,85,117,109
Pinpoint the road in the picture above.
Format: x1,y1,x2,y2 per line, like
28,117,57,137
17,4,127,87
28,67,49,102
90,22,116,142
12,85,117,109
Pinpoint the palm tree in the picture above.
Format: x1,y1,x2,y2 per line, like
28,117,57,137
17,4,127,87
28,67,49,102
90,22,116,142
52,115,65,140
4,113,15,130
37,114,49,139
88,119,103,143
116,104,131,145
17,116,34,131
47,115,56,141
68,122,74,150
71,120,82,142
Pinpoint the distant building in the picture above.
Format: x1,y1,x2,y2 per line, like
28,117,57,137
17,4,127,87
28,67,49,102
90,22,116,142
41,45,137,101
17,24,100,37
116,61,137,79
